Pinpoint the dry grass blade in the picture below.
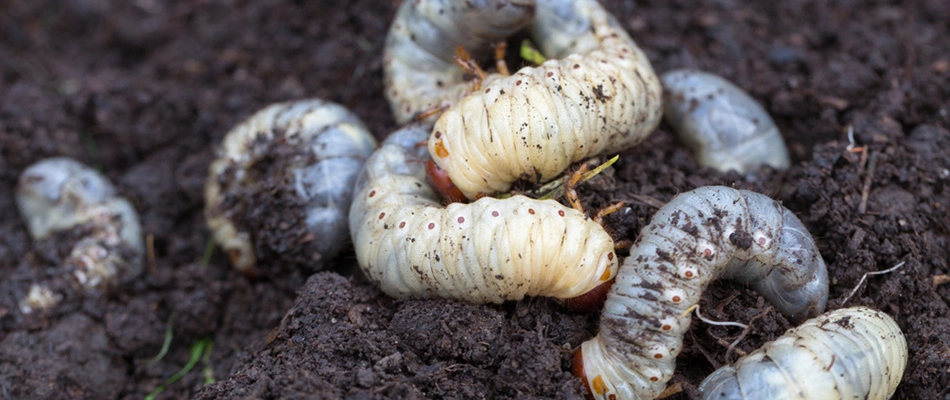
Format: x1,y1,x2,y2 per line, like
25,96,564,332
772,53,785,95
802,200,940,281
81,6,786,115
537,155,619,201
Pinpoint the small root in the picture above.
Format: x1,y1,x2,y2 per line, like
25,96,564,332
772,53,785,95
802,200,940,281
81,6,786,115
682,304,748,329
841,261,906,305
858,151,878,214
146,233,157,276
723,306,772,363
626,194,667,209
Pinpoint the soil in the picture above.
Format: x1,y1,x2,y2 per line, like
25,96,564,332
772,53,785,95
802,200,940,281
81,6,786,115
1,0,949,399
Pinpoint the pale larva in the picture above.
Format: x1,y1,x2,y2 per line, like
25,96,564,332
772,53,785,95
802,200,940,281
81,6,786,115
428,0,663,200
18,284,61,314
15,157,144,291
383,0,536,125
205,99,377,273
661,69,791,173
348,125,617,304
573,186,829,400
699,306,907,400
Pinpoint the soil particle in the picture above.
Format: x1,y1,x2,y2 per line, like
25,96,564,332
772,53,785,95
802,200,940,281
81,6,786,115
104,296,167,357
198,274,588,400
0,313,125,400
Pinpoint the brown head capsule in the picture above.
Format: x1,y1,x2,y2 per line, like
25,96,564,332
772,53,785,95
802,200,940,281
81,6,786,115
562,278,614,312
425,159,468,204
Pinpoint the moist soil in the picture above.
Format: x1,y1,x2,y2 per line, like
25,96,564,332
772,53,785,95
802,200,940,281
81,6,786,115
1,0,949,399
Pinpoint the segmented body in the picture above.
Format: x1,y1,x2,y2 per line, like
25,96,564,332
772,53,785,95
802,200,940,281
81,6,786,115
205,99,377,272
699,306,907,400
661,69,790,173
348,125,617,303
427,0,663,200
383,0,535,124
575,186,829,400
16,157,144,291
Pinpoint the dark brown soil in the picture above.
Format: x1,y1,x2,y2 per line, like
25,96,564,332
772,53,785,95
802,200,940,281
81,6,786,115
1,0,948,399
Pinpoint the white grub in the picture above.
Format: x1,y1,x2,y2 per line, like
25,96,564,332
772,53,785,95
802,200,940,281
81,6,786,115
428,0,663,199
205,99,377,272
699,306,907,400
661,69,791,173
383,0,536,124
16,157,144,291
18,284,62,314
576,186,828,400
349,125,617,303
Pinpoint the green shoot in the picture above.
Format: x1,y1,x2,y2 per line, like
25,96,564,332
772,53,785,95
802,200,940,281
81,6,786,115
200,237,215,267
145,338,214,400
148,320,174,365
201,340,215,384
538,155,620,201
519,39,547,65
79,131,102,171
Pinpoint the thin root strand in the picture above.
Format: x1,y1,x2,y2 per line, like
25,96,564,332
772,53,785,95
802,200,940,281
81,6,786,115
841,261,906,305
682,304,749,330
